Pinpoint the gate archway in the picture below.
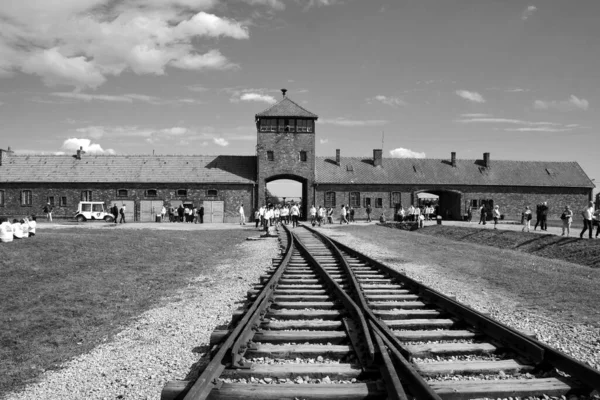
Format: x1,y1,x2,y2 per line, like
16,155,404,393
263,174,308,219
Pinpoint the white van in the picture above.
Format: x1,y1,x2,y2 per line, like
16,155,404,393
75,201,114,222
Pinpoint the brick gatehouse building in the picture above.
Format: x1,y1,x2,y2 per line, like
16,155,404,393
0,90,595,222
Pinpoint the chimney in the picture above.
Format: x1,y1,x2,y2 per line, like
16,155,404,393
335,149,340,166
483,152,491,168
451,151,456,167
281,88,287,98
0,146,13,166
76,146,85,160
373,149,383,168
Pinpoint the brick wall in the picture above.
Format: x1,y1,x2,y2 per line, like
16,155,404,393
0,182,254,223
257,130,315,213
315,184,592,221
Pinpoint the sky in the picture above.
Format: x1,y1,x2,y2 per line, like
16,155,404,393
0,0,598,196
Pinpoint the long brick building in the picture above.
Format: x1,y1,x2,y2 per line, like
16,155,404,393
0,90,595,222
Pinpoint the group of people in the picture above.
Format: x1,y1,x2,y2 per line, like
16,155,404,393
520,201,600,238
0,215,37,242
253,203,301,231
395,205,436,223
163,204,204,223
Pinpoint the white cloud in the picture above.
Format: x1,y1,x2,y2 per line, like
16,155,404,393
455,90,485,103
50,92,202,105
533,95,589,111
187,84,209,92
239,93,277,104
318,118,388,127
61,138,116,155
389,148,426,159
504,127,574,132
213,137,229,146
368,95,406,107
460,113,492,118
240,0,285,10
0,3,249,89
455,117,560,126
319,139,329,144
521,5,537,21
75,125,189,141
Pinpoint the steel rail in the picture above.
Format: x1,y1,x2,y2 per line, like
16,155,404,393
302,225,442,400
325,231,600,394
290,227,410,400
180,227,294,400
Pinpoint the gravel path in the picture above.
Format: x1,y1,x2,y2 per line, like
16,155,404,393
3,237,280,400
319,228,600,372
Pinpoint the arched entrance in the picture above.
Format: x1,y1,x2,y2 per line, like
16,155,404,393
413,189,463,220
264,175,308,219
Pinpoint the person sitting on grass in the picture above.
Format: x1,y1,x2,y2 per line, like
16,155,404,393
12,219,24,239
28,215,37,237
379,213,386,223
20,218,30,238
0,217,14,243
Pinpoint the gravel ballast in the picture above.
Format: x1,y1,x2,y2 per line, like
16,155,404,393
320,229,600,372
4,237,279,400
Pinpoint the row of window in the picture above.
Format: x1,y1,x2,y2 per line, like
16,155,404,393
324,192,390,209
266,151,307,162
0,189,220,207
259,118,314,133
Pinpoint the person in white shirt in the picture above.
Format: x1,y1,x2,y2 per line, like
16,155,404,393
290,203,300,228
20,219,30,238
580,201,595,239
317,206,325,226
309,205,317,226
239,204,246,225
12,219,24,239
280,205,289,225
493,205,501,229
340,205,348,224
0,217,14,243
273,206,281,226
161,206,167,222
407,205,415,221
28,216,37,236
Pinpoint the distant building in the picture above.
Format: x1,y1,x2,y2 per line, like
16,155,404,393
0,90,595,222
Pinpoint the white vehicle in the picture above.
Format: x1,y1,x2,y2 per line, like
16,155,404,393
75,201,114,222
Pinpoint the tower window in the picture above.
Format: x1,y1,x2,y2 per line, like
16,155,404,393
299,151,307,162
260,119,277,132
267,151,274,161
296,119,313,133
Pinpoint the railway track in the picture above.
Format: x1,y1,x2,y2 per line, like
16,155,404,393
162,224,600,400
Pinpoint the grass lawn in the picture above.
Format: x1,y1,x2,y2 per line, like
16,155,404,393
0,228,252,396
332,224,600,327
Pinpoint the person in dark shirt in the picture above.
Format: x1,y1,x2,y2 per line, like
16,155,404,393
539,202,549,231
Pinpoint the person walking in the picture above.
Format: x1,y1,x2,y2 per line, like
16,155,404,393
349,206,355,223
561,205,573,236
340,205,348,224
112,203,119,225
119,204,127,224
540,201,549,231
493,205,500,229
366,204,372,222
327,207,334,224
43,202,53,222
291,202,300,228
521,206,532,232
309,204,317,226
198,205,204,224
478,204,486,225
317,205,325,226
161,205,167,222
239,204,246,225
254,208,260,228
580,201,595,239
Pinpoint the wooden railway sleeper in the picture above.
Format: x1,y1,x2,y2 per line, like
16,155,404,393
326,231,600,395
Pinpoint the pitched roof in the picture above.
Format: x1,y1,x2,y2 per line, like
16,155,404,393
0,154,256,184
256,97,318,118
315,157,595,188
